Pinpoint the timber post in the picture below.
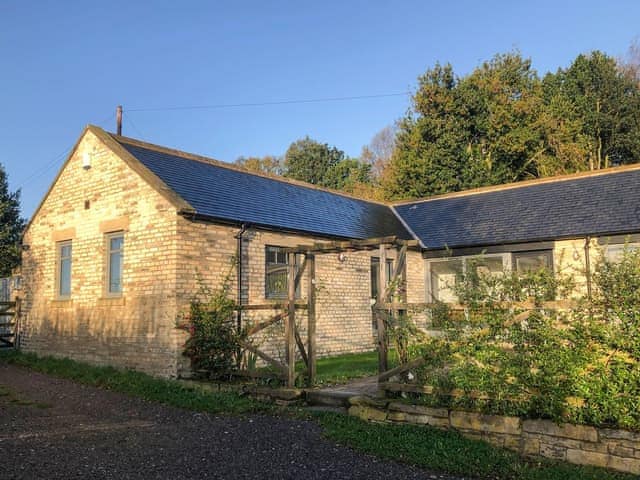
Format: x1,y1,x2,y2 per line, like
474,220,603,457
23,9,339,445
286,252,297,387
307,254,316,386
377,244,389,374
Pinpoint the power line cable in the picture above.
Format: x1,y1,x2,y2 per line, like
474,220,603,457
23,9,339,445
126,91,411,113
17,113,115,190
123,112,145,139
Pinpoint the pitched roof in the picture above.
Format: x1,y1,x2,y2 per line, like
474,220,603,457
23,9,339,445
393,167,640,250
111,133,412,240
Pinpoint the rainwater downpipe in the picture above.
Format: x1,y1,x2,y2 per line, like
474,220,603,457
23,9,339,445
584,235,592,300
235,223,248,331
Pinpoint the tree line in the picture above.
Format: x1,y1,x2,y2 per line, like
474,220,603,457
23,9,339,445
236,43,640,201
1,43,639,277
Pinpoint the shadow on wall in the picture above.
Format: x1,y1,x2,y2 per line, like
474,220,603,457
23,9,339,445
21,283,188,377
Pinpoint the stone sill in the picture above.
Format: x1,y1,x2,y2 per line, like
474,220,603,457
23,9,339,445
97,297,126,307
50,299,73,308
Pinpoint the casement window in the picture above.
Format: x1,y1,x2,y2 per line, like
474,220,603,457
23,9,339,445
56,241,72,299
513,250,553,273
265,246,301,299
106,233,124,296
427,254,507,303
604,243,639,263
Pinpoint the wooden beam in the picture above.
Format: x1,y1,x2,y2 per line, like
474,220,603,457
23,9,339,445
286,252,296,387
293,255,307,290
240,342,288,374
378,357,426,383
246,313,284,336
294,324,308,368
283,236,411,255
234,302,308,311
374,300,579,311
378,244,407,305
376,244,389,374
307,254,317,386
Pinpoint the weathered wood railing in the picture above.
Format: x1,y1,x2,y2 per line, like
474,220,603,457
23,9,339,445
0,300,20,349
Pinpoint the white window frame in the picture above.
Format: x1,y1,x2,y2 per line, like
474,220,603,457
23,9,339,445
603,242,640,263
425,253,510,303
56,240,72,300
105,232,124,297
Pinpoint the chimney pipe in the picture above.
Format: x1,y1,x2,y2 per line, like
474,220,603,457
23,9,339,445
116,105,123,135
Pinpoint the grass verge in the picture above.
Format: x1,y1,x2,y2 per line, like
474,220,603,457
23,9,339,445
315,412,635,480
1,351,635,479
0,350,270,415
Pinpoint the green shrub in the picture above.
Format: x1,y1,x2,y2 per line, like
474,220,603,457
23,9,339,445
177,270,246,379
410,249,640,430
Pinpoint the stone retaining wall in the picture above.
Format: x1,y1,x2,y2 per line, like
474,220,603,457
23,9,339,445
347,397,640,475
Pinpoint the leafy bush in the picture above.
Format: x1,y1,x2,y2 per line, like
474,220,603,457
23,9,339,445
177,273,247,379
409,249,640,430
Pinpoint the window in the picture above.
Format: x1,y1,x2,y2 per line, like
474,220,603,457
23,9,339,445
513,250,553,273
429,258,463,303
106,233,124,295
57,241,72,299
604,243,639,262
427,254,507,302
265,246,300,299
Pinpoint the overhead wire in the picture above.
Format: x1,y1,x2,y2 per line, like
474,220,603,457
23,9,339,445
16,113,115,190
126,91,411,113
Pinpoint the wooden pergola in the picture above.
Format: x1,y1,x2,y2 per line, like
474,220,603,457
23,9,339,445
239,235,420,387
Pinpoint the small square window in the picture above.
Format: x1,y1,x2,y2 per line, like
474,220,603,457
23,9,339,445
265,246,301,299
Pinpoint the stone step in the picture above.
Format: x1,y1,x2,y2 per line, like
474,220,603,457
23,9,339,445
305,390,354,408
305,405,348,415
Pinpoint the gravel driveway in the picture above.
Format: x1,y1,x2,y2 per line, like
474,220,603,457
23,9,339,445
0,364,465,479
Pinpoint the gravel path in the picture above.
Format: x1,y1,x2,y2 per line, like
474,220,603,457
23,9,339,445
0,364,466,480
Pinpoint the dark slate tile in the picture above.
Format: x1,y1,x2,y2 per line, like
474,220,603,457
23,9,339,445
394,171,640,249
117,140,411,240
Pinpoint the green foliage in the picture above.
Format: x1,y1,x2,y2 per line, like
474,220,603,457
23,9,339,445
0,164,25,277
383,50,640,200
543,51,640,170
410,250,640,431
283,136,372,191
234,155,284,175
284,136,345,185
177,272,246,378
0,350,269,415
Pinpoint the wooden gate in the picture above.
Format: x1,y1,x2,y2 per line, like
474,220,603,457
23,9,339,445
0,300,20,349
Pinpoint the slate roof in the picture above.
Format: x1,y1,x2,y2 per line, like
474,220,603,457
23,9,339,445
393,169,640,250
114,136,412,240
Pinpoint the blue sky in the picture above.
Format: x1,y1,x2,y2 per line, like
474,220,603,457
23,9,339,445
2,0,639,217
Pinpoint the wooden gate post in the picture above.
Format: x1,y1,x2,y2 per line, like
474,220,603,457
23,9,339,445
307,254,316,386
286,252,297,387
377,244,389,374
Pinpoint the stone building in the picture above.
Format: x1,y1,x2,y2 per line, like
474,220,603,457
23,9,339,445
18,125,640,376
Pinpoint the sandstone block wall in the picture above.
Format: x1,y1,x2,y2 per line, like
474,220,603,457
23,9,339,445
348,398,640,475
20,129,183,377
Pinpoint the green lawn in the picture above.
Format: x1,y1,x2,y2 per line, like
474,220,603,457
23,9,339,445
0,350,270,415
311,350,381,384
1,350,635,480
316,412,635,480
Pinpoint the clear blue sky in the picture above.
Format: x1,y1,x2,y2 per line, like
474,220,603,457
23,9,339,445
2,0,639,217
